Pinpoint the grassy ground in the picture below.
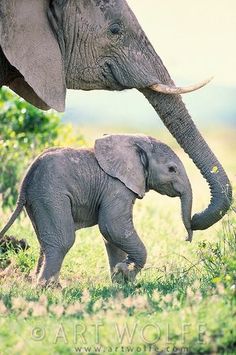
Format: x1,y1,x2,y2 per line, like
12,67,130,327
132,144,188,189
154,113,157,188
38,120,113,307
0,127,235,354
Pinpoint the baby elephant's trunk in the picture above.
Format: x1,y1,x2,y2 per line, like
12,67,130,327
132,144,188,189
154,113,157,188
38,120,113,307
180,182,193,242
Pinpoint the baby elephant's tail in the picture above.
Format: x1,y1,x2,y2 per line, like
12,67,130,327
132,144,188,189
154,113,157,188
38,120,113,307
0,199,25,238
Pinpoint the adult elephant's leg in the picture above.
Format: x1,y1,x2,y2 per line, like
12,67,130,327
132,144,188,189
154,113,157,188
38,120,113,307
103,238,127,274
29,196,75,287
98,195,147,283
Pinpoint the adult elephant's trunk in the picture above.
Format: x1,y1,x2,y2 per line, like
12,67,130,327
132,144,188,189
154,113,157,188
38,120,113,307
140,89,232,230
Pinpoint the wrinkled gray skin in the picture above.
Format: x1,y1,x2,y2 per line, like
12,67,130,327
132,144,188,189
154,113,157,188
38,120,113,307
0,135,193,285
0,0,232,230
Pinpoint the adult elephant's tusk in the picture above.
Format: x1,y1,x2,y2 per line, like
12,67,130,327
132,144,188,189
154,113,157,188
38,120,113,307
149,77,213,95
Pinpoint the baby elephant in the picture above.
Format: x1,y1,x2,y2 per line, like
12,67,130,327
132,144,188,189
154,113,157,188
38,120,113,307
0,134,193,286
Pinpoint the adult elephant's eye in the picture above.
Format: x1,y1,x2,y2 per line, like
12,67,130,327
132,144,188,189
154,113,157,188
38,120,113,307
109,23,122,35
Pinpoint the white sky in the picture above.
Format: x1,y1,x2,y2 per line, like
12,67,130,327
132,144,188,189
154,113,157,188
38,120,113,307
127,0,236,86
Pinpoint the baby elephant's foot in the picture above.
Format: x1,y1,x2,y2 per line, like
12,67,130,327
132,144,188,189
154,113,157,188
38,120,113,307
36,276,62,289
112,262,140,284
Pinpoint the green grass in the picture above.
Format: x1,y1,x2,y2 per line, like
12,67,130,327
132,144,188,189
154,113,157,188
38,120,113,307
0,127,235,354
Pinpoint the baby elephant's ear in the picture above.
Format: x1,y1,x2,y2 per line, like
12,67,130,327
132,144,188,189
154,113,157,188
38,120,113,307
94,134,152,198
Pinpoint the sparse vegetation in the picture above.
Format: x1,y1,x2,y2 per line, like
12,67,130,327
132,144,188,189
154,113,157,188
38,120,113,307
0,90,235,354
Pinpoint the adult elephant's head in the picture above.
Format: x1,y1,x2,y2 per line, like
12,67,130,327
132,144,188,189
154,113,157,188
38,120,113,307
0,0,232,229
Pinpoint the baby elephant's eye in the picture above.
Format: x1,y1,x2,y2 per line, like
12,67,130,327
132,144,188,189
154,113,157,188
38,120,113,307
109,23,122,35
168,165,177,173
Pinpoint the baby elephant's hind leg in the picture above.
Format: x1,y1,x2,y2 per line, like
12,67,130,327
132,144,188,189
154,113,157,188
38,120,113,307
36,248,44,276
28,196,75,287
25,208,45,282
28,248,44,284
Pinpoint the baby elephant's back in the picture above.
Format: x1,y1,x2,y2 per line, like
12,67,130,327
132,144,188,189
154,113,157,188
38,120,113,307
23,148,103,201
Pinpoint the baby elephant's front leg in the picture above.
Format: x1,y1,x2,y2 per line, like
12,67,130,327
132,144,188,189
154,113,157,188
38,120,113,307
112,259,140,283
110,228,147,284
98,196,147,283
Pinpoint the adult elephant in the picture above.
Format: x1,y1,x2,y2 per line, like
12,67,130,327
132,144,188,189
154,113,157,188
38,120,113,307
0,0,232,230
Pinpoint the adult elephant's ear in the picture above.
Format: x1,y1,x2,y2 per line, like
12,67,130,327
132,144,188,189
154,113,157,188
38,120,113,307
95,134,152,198
0,0,66,111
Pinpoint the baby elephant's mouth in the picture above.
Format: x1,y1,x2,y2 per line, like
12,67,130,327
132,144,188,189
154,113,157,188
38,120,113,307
156,183,180,198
